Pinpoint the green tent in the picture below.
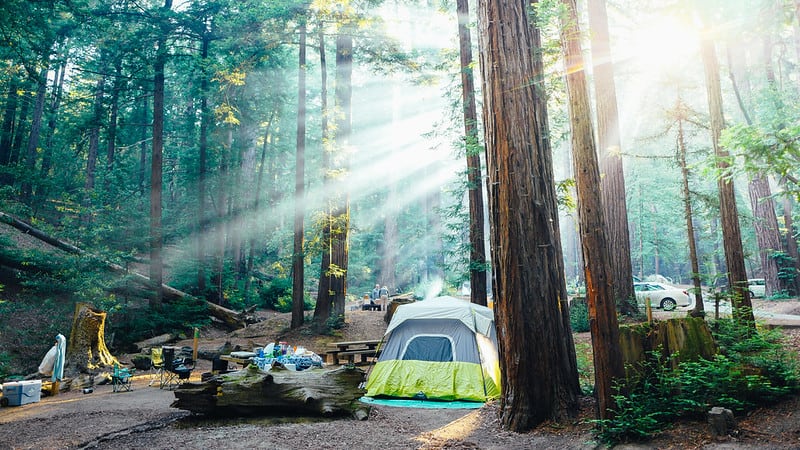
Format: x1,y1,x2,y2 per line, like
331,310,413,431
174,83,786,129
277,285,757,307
364,296,501,402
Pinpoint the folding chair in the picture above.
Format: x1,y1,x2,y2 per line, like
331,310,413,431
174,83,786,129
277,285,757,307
160,346,194,390
148,347,164,387
111,363,134,392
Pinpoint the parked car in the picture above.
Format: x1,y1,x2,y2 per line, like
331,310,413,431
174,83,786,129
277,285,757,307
633,282,691,311
747,278,766,298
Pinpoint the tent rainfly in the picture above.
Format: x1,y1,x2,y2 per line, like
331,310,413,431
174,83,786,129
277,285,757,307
364,296,501,402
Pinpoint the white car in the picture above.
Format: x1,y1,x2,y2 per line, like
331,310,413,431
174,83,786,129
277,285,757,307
747,279,766,298
633,282,691,311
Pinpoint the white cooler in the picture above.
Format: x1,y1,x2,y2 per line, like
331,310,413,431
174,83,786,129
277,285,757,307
2,380,42,406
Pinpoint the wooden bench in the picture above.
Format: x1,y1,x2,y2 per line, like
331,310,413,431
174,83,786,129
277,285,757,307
334,349,381,365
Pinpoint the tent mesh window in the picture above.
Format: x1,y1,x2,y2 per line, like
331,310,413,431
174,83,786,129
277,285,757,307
402,336,453,362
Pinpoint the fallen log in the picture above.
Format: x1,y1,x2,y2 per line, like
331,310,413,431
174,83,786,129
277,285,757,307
171,365,370,419
0,211,250,330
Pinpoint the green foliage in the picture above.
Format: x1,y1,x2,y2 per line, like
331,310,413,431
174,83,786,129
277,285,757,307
594,320,800,445
114,298,210,350
569,298,590,333
259,277,292,310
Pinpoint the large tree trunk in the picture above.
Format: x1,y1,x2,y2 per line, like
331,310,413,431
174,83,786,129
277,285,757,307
476,0,580,430
172,365,369,419
587,0,636,316
456,0,488,306
292,18,307,329
560,0,624,421
324,29,354,321
698,29,754,327
314,24,333,326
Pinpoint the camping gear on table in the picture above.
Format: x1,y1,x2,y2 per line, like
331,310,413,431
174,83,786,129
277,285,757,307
365,295,501,402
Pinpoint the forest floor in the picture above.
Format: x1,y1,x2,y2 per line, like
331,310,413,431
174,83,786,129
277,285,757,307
1,299,799,450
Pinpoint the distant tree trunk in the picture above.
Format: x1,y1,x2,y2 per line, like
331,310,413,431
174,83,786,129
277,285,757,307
675,98,705,316
40,57,67,183
292,18,307,329
9,78,31,167
246,111,275,297
559,0,624,421
728,36,784,296
138,94,148,198
21,69,47,203
748,175,783,296
213,128,231,306
197,32,210,296
476,0,580,430
314,23,333,326
104,59,122,197
698,30,754,327
457,0,487,306
587,0,636,316
782,193,800,295
150,0,172,308
85,75,106,221
0,76,19,167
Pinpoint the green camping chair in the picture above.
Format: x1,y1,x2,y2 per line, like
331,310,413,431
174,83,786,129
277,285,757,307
111,363,134,392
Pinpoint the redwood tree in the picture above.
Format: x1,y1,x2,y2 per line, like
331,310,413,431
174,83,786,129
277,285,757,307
560,0,624,420
587,0,636,315
456,0,488,306
476,0,580,430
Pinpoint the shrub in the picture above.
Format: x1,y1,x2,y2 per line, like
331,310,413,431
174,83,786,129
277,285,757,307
569,298,590,332
594,320,800,445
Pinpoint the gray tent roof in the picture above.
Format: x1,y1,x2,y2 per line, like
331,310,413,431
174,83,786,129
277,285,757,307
385,296,495,337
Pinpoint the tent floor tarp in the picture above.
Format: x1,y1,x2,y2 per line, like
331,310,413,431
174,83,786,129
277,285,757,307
359,396,484,409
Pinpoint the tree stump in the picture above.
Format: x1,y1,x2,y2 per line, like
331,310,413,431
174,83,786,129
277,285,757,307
708,406,736,438
619,317,718,375
65,303,119,376
171,365,370,419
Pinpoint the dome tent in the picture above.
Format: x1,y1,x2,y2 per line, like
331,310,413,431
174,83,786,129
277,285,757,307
364,296,501,402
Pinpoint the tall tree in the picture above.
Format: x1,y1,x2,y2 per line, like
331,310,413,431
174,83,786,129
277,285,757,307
292,17,307,329
150,0,173,308
456,0,488,306
476,0,580,430
670,97,705,316
559,0,624,420
697,18,755,327
587,0,636,315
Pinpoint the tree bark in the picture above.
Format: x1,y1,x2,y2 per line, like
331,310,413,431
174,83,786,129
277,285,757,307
476,0,580,430
587,0,636,316
0,76,19,166
698,32,754,327
292,18,307,329
559,0,624,421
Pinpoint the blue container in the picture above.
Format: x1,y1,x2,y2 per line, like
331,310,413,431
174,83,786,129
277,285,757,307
2,380,42,406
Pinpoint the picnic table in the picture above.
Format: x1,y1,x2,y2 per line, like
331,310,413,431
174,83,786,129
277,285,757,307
326,339,382,366
220,353,255,368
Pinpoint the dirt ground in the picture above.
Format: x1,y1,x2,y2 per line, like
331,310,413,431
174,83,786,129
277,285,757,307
1,300,800,450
